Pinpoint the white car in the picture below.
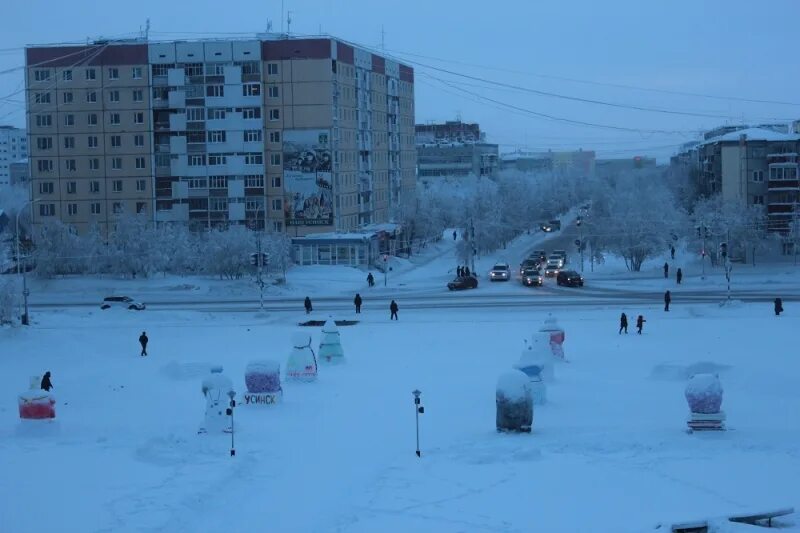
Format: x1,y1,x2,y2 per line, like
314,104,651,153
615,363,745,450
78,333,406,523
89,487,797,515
100,296,146,310
547,255,565,268
489,263,511,281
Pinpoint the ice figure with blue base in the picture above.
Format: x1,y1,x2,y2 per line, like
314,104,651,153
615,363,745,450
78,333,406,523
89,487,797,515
319,318,345,364
286,332,318,382
199,366,234,434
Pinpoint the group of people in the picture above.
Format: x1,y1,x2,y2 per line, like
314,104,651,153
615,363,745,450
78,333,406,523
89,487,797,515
619,313,646,335
304,295,400,320
456,266,472,278
663,262,683,285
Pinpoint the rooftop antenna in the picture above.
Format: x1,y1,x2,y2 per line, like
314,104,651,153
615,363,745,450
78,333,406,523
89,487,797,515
381,25,386,51
287,11,293,35
281,0,285,33
145,18,150,41
266,20,273,33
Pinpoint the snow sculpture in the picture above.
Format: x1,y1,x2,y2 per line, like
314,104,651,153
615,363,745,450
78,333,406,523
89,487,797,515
513,339,549,404
496,370,533,433
685,373,726,432
318,318,345,364
18,376,56,420
286,332,318,382
243,360,282,406
199,366,234,434
539,314,566,360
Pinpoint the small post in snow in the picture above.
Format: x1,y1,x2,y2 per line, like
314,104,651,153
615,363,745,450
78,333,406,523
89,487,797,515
226,390,236,456
412,389,424,457
383,254,388,287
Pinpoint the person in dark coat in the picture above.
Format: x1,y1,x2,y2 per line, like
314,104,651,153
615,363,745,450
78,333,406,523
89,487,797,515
774,297,783,316
304,296,313,314
670,246,676,260
390,300,399,320
139,331,148,356
663,262,669,279
367,272,374,287
457,266,463,277
453,230,457,241
636,315,646,335
40,371,53,392
664,290,671,312
354,293,362,314
676,268,683,285
619,313,628,334
464,266,471,277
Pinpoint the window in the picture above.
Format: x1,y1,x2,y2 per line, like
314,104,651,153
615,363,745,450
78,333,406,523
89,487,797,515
240,61,260,75
62,92,74,104
244,130,262,142
188,155,205,166
112,157,122,170
752,170,764,182
271,176,281,188
208,154,227,166
156,154,169,167
87,113,98,126
210,198,228,211
111,135,122,147
63,136,75,149
210,176,228,188
267,63,278,75
206,85,224,97
271,198,282,211
136,179,146,191
136,202,147,214
186,63,204,76
62,70,72,81
135,157,146,169
134,134,144,147
268,85,279,98
132,67,142,79
65,159,76,172
88,135,99,148
133,112,144,124
208,130,226,143
187,178,207,189
85,68,96,80
110,113,120,125
269,131,281,143
243,83,261,96
68,203,78,216
272,221,283,232
132,89,143,102
91,202,101,214
90,180,100,193
152,64,170,77
113,202,123,214
89,158,100,170
36,137,53,150
245,175,264,188
186,132,204,144
86,91,97,103
245,153,263,165
34,92,51,104
243,107,261,119
186,108,205,122
752,195,764,205
34,70,50,81
39,203,55,216
245,198,263,211
269,109,280,121
109,90,120,103
36,115,52,127
108,67,119,80
208,108,226,120
113,180,123,192
270,153,281,166
64,114,75,127
67,181,77,194
39,182,54,194
37,160,53,172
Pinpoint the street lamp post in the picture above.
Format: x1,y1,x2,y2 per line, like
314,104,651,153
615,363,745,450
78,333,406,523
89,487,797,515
254,203,265,311
16,199,41,326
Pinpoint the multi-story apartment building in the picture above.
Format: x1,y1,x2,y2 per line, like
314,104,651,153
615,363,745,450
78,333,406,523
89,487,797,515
415,120,498,179
0,126,27,188
25,36,416,237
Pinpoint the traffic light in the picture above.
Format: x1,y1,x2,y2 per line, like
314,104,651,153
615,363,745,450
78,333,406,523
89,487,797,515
696,226,701,237
719,242,728,259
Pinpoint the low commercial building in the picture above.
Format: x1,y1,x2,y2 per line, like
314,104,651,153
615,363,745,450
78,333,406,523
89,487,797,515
501,149,595,178
291,222,402,266
415,120,498,179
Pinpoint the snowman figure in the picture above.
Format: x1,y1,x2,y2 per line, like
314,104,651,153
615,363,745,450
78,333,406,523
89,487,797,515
286,332,318,382
198,366,235,434
318,318,345,364
513,339,549,404
539,314,566,361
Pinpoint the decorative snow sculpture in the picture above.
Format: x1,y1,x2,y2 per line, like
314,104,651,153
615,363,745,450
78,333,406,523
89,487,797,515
685,373,726,432
199,366,235,434
243,360,282,406
539,314,566,360
513,340,549,404
496,370,533,433
286,332,318,382
318,318,345,364
18,376,56,420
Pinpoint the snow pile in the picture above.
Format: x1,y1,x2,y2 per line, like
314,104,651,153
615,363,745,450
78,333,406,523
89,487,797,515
496,370,533,433
685,373,723,414
318,318,345,364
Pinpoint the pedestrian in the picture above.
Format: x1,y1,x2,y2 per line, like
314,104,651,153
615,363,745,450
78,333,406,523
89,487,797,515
676,268,683,285
774,297,783,316
670,246,676,260
636,315,646,335
367,272,375,287
457,266,463,277
619,312,628,334
304,296,313,314
663,262,669,279
664,290,671,312
139,331,148,356
390,299,399,320
40,371,53,392
465,266,471,277
453,230,457,241
354,293,362,314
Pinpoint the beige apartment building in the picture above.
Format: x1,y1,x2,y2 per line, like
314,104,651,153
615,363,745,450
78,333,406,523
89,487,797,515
25,37,416,238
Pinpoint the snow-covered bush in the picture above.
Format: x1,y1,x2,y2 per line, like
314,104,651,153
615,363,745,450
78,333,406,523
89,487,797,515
496,370,533,432
0,276,19,325
202,225,252,280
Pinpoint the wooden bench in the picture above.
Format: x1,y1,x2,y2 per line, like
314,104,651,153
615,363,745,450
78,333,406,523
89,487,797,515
729,507,794,527
669,520,708,533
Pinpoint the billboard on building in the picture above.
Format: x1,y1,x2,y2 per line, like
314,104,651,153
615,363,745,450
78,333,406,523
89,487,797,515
283,129,333,226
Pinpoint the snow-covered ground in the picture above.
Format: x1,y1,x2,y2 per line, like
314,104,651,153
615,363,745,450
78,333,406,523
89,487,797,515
1,301,798,532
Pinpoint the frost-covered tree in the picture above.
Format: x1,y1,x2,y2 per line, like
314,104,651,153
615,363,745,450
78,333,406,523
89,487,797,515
264,230,292,280
0,276,19,325
107,214,158,278
33,219,88,277
691,196,769,265
203,225,252,279
155,223,200,275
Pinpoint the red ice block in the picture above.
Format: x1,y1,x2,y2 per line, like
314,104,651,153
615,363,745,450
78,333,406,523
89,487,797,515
18,393,56,419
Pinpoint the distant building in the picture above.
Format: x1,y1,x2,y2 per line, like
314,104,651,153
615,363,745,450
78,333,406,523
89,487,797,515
595,156,656,178
415,120,498,179
9,159,29,188
0,126,27,189
500,149,595,178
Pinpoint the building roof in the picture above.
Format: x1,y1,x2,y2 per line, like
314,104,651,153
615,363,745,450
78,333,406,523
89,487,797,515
701,127,800,145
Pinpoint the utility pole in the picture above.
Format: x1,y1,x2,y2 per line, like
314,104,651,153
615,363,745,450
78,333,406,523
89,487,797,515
16,199,40,326
254,204,265,311
287,11,293,34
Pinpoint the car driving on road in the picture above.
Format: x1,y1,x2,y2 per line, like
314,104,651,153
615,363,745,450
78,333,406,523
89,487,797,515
547,255,565,268
530,250,547,262
552,250,568,264
521,268,543,287
544,261,561,277
556,270,584,287
447,275,478,291
100,296,146,310
519,258,540,276
489,262,511,281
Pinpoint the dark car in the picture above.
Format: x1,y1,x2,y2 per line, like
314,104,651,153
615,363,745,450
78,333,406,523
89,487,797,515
530,250,547,262
549,219,562,231
521,268,543,287
519,258,540,276
556,270,584,287
447,275,478,291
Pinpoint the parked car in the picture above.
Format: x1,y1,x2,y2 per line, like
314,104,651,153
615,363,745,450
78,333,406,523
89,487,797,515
489,262,511,281
547,255,565,268
544,261,561,277
549,219,562,231
556,270,584,287
100,296,146,310
521,268,543,287
519,258,540,276
447,275,478,291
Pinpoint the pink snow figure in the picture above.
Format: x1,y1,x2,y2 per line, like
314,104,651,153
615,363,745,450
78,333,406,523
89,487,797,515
18,379,56,420
540,315,566,360
685,373,723,414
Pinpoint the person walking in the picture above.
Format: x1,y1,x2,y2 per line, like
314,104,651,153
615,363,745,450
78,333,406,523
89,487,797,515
453,230,457,241
619,312,628,334
457,266,463,277
664,290,672,312
367,272,375,287
390,300,399,320
774,297,784,316
40,371,53,392
139,331,149,356
663,262,669,279
676,268,683,285
670,246,676,260
354,293,362,314
464,266,471,277
636,315,646,335
304,296,313,315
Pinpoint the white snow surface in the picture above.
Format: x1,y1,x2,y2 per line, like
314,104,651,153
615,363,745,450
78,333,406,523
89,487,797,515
496,370,531,401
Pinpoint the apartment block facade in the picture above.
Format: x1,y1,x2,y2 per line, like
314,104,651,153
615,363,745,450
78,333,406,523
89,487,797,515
415,120,498,179
0,126,27,188
25,37,416,237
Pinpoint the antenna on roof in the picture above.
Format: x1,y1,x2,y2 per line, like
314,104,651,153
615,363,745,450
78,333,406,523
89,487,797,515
145,18,150,41
287,11,293,34
266,20,273,32
381,25,386,51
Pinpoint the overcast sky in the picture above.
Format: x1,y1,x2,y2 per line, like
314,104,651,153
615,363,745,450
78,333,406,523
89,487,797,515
2,0,798,161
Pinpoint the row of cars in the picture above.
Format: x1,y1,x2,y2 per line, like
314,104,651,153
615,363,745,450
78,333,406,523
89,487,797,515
518,249,584,287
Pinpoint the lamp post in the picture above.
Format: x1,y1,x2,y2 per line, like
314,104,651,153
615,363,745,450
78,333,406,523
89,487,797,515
16,199,41,326
254,202,265,311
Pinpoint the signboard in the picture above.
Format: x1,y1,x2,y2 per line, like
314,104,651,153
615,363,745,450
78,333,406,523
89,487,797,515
242,392,281,405
283,129,333,226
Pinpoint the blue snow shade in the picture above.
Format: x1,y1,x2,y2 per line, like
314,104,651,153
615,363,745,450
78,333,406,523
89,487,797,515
210,366,224,374
516,364,543,382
